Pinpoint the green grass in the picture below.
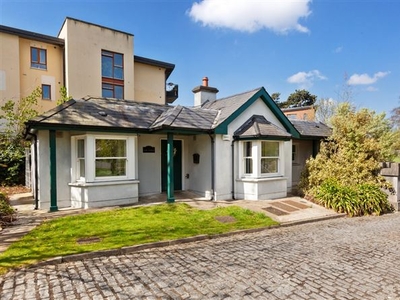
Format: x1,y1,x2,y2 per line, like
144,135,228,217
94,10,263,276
0,203,278,274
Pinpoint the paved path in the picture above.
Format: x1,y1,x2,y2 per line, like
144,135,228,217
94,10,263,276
2,213,400,299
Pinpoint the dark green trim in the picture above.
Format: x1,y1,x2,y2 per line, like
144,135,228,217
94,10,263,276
234,136,291,141
166,133,175,203
49,130,58,212
27,123,212,136
214,87,301,138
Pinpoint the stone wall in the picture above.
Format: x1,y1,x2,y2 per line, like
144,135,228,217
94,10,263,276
380,162,400,210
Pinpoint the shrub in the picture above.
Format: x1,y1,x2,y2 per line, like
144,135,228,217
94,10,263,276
0,139,26,186
313,180,393,216
0,193,17,226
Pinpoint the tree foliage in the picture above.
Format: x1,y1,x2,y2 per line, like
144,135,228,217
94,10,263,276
0,87,40,185
299,102,398,215
57,86,72,105
278,89,317,109
314,97,337,125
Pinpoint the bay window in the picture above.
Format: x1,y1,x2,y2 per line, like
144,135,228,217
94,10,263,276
72,134,136,183
241,140,283,177
95,139,127,177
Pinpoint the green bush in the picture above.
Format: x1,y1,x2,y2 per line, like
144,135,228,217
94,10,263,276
314,180,393,216
0,140,26,186
0,193,17,225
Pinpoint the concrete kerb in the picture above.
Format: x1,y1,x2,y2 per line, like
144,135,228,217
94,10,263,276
28,213,347,270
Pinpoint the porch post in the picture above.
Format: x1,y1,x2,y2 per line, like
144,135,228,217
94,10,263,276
167,132,175,203
49,130,58,212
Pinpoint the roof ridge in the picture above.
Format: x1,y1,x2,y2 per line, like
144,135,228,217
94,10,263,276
215,87,262,102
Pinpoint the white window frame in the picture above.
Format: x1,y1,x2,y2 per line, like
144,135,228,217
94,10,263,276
260,141,280,176
71,134,137,183
240,140,283,178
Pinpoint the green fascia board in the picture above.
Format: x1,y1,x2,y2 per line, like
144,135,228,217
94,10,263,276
214,87,301,139
234,136,291,141
26,123,212,136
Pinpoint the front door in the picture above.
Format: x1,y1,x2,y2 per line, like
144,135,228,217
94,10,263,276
161,140,182,191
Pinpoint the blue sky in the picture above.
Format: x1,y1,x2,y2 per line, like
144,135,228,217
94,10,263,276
1,0,399,115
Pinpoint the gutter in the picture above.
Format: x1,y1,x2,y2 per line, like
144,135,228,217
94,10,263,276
208,133,215,200
231,138,237,200
25,131,39,210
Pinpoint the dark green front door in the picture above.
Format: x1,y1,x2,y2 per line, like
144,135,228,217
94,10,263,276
161,140,182,191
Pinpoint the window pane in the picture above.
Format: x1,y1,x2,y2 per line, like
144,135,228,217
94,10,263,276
114,53,123,67
261,158,278,173
79,159,85,177
31,48,38,62
102,55,113,77
102,87,113,98
39,49,46,64
262,142,279,157
244,142,252,156
77,139,85,158
96,159,126,177
114,67,123,80
245,158,252,174
96,139,126,157
42,85,51,99
114,85,124,99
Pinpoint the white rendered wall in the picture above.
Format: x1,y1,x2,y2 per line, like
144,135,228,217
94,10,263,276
186,134,212,198
212,97,293,200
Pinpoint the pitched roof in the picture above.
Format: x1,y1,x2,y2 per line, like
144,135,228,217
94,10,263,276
202,88,261,127
234,115,292,140
291,120,332,138
27,97,218,133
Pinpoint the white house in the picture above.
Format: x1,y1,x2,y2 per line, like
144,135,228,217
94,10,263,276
25,78,331,211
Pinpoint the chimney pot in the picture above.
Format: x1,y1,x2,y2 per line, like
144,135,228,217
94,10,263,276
202,77,209,87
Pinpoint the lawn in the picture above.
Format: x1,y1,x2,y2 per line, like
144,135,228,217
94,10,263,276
0,203,278,274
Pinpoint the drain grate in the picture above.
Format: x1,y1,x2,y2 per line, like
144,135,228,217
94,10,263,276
270,202,298,212
283,200,309,209
262,207,288,216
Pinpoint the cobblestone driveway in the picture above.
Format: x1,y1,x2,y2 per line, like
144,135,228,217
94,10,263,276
2,214,400,299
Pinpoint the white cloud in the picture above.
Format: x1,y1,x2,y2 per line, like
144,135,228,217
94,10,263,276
287,70,327,88
188,0,311,34
366,86,378,92
347,71,390,85
334,46,343,53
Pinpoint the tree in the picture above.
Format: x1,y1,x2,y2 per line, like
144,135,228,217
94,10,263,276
57,86,72,105
270,92,281,106
1,86,41,142
279,89,317,109
299,102,398,215
314,97,337,125
0,87,41,185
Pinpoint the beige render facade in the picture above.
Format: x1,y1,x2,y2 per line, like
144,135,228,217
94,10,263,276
0,17,176,119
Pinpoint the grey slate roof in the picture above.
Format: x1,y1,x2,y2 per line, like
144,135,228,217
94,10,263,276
28,97,219,132
27,89,332,139
291,120,332,138
202,88,262,127
234,115,292,139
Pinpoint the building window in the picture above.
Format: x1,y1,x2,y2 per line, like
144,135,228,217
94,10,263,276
261,141,279,174
77,139,85,179
292,144,298,162
95,139,127,177
243,142,253,174
101,50,124,99
72,135,136,183
42,84,51,100
31,47,47,70
241,140,283,177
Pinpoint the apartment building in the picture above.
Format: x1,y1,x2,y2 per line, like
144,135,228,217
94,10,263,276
0,17,177,115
